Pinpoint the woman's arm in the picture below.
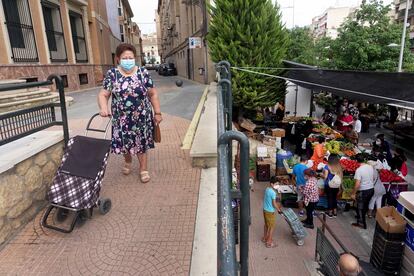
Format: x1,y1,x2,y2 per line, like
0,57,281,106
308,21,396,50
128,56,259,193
98,89,111,117
149,88,162,124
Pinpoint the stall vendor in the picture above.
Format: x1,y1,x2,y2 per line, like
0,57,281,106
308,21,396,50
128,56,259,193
310,136,326,166
336,109,354,132
372,134,392,163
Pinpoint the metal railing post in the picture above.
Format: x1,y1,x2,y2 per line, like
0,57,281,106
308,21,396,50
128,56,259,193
219,79,233,180
218,131,250,276
47,74,69,145
218,61,232,81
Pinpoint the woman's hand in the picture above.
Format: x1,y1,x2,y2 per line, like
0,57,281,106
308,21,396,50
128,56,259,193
99,109,111,117
154,114,163,125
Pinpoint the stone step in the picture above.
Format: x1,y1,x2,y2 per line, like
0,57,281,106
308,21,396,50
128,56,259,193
0,79,26,85
0,93,59,114
0,88,52,104
190,83,218,168
0,79,42,94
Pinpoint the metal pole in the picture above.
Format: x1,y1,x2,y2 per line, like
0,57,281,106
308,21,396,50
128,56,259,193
201,0,209,84
398,0,410,72
218,131,250,276
48,74,69,145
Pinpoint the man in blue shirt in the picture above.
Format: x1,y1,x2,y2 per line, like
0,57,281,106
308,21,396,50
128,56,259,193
262,176,282,248
292,157,308,216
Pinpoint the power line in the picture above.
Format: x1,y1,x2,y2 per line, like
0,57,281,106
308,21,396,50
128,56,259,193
231,67,414,105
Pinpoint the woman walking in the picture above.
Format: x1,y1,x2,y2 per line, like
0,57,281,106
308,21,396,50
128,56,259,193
323,155,343,218
368,163,386,218
98,43,162,183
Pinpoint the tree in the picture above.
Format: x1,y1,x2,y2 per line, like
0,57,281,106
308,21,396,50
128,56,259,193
327,0,414,72
208,0,289,112
286,27,316,65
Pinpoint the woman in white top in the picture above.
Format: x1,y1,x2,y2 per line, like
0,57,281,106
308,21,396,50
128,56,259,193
368,163,386,218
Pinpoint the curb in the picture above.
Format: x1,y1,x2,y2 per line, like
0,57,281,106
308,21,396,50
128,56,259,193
181,85,210,150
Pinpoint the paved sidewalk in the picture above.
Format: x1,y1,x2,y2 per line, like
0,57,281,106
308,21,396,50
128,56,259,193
249,181,371,276
0,114,201,276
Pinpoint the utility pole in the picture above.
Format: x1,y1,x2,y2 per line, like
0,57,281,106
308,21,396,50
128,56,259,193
398,0,411,72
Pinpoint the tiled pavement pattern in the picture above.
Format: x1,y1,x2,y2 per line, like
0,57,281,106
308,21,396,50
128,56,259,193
249,182,371,276
0,114,201,276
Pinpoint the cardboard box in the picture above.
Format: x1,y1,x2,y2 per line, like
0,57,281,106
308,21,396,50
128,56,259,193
262,135,276,146
257,158,273,165
276,167,287,176
376,206,407,234
271,128,286,137
240,118,256,132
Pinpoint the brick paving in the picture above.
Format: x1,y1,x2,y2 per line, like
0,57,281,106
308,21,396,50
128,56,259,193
249,181,372,276
0,114,201,276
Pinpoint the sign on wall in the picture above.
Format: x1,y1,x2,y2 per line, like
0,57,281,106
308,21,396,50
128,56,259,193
189,37,202,49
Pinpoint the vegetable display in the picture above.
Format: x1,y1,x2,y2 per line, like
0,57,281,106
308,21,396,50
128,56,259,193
341,178,356,200
340,159,360,173
379,169,405,183
326,140,341,154
351,152,376,163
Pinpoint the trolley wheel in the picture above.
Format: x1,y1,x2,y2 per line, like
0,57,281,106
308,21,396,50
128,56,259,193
55,208,69,223
99,198,112,215
297,239,304,246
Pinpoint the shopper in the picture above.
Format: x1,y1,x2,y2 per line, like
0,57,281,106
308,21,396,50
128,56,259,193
351,155,375,229
262,177,282,248
292,157,308,217
391,148,408,177
310,136,326,166
368,163,386,218
353,116,362,135
338,253,361,276
302,169,319,229
372,134,392,163
323,155,343,218
98,43,162,183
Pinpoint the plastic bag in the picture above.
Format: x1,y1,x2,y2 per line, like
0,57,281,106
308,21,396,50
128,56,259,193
301,138,307,150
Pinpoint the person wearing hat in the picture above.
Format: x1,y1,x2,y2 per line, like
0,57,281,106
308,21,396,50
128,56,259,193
302,169,320,229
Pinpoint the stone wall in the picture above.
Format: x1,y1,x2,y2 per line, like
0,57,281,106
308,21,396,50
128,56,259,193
0,142,64,245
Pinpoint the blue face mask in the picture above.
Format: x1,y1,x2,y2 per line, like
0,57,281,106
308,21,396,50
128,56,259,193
119,59,135,71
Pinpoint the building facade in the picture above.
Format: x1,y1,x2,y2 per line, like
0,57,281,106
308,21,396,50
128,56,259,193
0,0,135,91
394,0,414,52
142,32,161,65
157,0,214,84
311,6,357,39
131,22,144,66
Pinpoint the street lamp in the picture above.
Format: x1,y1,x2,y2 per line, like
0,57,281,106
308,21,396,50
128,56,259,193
398,0,411,72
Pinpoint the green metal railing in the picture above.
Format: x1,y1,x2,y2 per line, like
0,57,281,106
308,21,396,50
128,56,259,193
217,61,250,276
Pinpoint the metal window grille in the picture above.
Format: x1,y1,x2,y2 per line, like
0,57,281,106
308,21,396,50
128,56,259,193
41,0,68,62
2,0,39,62
69,11,88,63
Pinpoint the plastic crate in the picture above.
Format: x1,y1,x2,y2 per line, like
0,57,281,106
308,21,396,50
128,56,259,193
370,232,405,275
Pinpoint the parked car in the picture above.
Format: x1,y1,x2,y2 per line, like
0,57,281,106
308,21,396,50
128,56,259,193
158,63,177,76
158,63,168,75
145,64,156,70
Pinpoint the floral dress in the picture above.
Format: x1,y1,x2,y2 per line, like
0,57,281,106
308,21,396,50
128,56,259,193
103,67,155,155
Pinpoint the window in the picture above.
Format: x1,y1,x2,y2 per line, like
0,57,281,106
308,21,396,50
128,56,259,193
41,1,67,62
24,77,38,83
2,0,39,62
69,11,88,62
60,75,68,88
79,73,88,85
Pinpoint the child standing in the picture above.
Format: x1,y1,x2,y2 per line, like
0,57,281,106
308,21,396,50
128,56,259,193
262,176,282,248
302,169,320,229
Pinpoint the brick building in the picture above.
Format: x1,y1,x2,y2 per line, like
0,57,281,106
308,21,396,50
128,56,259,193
157,0,214,84
0,0,135,91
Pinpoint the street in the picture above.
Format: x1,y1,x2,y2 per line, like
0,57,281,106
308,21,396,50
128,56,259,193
0,74,206,275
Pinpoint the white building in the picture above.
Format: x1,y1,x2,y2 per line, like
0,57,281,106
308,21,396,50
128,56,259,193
311,6,357,39
142,32,161,64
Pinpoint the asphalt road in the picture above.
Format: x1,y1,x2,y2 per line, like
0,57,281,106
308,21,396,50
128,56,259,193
65,72,207,121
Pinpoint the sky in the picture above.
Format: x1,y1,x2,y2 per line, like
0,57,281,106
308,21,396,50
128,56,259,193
131,0,395,34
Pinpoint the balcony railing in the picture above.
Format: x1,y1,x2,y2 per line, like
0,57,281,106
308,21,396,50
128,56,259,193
2,0,39,62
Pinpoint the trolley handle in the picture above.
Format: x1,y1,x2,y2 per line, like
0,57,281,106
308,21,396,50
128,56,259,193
85,113,111,138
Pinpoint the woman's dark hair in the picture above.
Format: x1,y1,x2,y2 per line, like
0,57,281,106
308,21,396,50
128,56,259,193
328,154,340,165
396,148,407,161
115,43,136,58
318,136,325,144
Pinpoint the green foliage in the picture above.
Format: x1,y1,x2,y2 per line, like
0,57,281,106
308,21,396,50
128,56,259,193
322,0,414,72
286,27,316,65
208,0,289,110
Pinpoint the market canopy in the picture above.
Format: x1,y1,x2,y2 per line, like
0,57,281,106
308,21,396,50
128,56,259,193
283,60,414,109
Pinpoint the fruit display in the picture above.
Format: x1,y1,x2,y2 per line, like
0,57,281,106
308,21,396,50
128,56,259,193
340,159,360,173
379,169,405,183
326,140,341,154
